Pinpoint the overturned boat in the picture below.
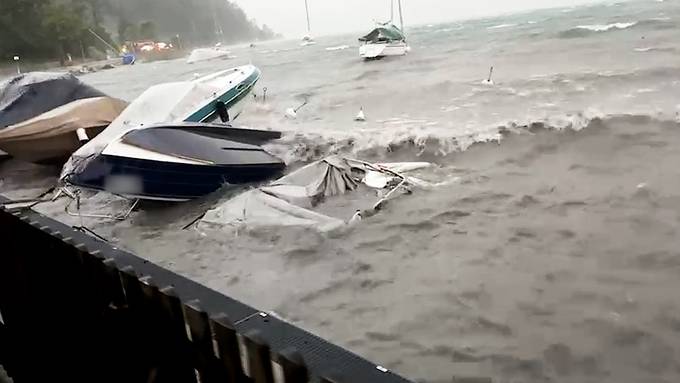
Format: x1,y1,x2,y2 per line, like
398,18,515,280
60,65,280,201
0,72,106,129
0,97,127,164
64,123,284,201
198,156,432,232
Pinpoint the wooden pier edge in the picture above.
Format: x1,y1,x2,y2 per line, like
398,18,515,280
0,197,413,383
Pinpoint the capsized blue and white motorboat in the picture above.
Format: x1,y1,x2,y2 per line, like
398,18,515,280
64,122,284,201
60,65,282,201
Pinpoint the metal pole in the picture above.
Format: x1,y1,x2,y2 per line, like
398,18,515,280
88,28,118,53
304,0,311,33
398,0,404,33
80,40,87,63
390,0,394,23
13,56,20,74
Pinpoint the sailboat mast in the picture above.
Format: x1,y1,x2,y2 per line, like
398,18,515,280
398,0,405,33
390,0,394,23
305,0,311,33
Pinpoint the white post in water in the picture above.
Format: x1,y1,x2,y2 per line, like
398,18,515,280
13,56,20,74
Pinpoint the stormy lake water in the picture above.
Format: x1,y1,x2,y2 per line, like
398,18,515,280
2,1,680,382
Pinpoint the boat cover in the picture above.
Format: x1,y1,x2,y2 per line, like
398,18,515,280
119,127,282,165
0,72,106,129
359,24,406,42
61,67,257,179
199,156,431,233
0,97,127,141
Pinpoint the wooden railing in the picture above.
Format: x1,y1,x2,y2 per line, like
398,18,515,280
0,201,412,383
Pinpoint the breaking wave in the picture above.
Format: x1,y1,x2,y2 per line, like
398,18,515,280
266,113,677,164
487,23,518,30
559,17,674,38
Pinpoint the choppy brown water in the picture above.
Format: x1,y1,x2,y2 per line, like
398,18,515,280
3,115,680,382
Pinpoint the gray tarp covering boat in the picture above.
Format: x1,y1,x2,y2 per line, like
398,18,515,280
0,72,106,129
0,97,128,164
358,24,406,42
198,156,432,233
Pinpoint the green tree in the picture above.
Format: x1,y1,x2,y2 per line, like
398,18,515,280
122,24,139,41
43,2,88,64
139,21,157,40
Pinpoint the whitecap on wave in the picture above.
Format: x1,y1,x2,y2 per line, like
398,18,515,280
575,22,637,32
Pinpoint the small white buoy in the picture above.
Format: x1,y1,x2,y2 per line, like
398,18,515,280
285,100,308,119
482,66,495,85
355,107,366,122
348,210,363,225
76,128,89,143
285,107,297,119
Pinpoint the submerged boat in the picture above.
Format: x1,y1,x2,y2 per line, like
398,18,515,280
186,45,231,64
64,123,284,201
359,0,410,59
0,97,127,164
198,155,433,232
60,65,276,201
0,72,106,129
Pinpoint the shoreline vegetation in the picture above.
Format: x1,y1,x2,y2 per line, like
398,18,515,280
1,0,277,69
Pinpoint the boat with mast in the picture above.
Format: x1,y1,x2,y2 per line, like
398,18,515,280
359,0,410,59
301,0,316,46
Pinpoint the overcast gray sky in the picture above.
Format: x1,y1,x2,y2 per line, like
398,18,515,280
231,0,606,37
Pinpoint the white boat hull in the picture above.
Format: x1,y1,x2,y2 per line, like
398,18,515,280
186,48,231,64
359,42,409,59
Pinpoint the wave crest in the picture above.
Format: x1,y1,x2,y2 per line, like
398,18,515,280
265,112,677,164
559,17,673,38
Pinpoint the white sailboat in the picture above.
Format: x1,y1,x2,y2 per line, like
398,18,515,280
301,0,316,46
359,0,410,59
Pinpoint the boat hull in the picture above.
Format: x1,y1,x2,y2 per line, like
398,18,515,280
186,48,231,64
185,66,261,123
69,155,285,201
0,125,106,165
359,42,409,59
66,124,285,201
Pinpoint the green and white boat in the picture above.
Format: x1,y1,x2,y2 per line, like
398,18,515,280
359,0,410,59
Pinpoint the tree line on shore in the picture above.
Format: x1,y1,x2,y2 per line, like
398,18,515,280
1,0,276,64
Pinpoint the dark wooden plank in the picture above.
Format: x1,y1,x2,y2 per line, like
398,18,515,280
101,258,126,307
242,329,275,383
158,286,198,383
118,266,158,382
184,300,222,383
211,313,247,383
274,348,309,383
140,279,197,383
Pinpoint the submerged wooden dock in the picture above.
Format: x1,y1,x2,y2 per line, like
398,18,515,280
0,199,412,383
